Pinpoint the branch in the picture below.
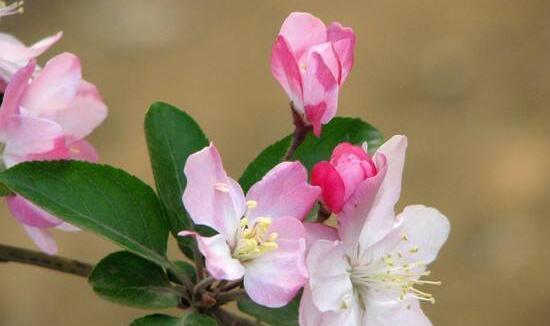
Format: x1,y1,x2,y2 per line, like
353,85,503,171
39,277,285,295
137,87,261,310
0,243,93,277
283,103,312,161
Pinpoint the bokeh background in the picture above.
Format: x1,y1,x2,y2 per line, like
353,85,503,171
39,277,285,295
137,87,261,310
1,0,549,325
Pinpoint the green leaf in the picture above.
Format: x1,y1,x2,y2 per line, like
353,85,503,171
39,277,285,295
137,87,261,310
238,295,300,326
168,260,196,284
0,161,170,267
89,251,179,309
144,102,209,256
239,117,383,192
131,312,217,326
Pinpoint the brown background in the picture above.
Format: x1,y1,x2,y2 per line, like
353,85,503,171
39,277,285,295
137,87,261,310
1,0,549,325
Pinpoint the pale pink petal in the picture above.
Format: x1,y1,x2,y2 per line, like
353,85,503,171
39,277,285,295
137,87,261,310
327,23,355,84
307,240,353,312
338,154,387,253
178,231,245,281
299,284,362,326
7,196,63,228
22,225,58,255
303,52,339,136
363,298,432,326
0,32,62,62
0,60,34,126
279,12,326,60
2,115,64,167
246,161,320,222
304,222,338,252
331,142,370,162
55,222,80,232
182,144,245,244
243,238,307,307
21,52,81,116
53,80,107,139
372,135,408,212
311,161,345,213
271,36,303,110
369,205,450,266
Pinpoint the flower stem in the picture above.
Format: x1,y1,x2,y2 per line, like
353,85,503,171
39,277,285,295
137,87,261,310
210,307,256,326
0,243,93,277
283,103,312,161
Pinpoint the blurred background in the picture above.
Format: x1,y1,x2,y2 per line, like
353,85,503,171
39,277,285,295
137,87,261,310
1,0,549,325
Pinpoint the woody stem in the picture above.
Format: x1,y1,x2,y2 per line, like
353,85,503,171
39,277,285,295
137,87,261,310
283,103,312,161
0,243,93,277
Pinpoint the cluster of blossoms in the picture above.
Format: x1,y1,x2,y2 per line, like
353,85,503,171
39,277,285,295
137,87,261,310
177,12,450,325
0,7,449,325
0,17,107,253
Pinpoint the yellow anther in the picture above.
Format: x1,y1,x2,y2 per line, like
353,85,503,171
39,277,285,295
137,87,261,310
268,232,278,242
246,200,257,209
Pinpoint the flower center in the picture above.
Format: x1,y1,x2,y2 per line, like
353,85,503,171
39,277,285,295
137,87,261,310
0,1,24,18
349,235,441,306
232,200,278,262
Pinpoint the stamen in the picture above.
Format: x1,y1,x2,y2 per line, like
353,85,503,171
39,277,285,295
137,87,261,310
350,246,441,306
233,216,278,261
0,1,24,18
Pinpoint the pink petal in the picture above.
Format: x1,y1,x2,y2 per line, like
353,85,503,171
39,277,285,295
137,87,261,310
303,42,340,84
0,60,35,126
53,80,108,139
7,195,63,228
327,23,355,84
270,36,303,110
22,225,58,255
243,238,307,307
2,115,64,167
307,240,353,312
0,32,62,62
304,222,338,252
24,137,70,162
245,161,320,222
279,12,327,60
178,231,245,281
331,142,369,162
67,139,99,162
182,144,246,245
300,284,362,326
303,52,339,136
338,154,388,252
268,215,307,243
311,161,345,213
21,52,81,117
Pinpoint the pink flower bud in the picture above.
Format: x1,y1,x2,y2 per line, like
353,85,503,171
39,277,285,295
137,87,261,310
311,143,378,213
270,12,355,136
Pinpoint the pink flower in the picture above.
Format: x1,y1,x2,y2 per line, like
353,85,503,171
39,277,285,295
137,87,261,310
0,53,108,254
271,12,355,136
0,31,62,91
311,142,379,214
178,143,320,307
299,136,450,326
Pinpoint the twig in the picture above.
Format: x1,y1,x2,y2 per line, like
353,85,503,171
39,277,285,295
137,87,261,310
283,103,312,161
215,289,247,305
0,243,93,277
210,307,256,326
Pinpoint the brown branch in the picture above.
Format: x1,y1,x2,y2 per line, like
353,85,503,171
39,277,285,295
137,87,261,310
0,243,93,277
283,103,312,161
